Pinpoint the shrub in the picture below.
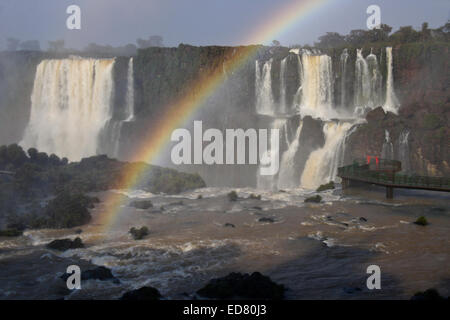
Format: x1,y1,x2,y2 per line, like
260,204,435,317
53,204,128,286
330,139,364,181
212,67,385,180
0,228,22,237
43,192,93,228
304,195,322,203
414,216,428,226
129,226,149,240
227,190,238,201
422,114,441,129
249,194,261,200
316,181,335,192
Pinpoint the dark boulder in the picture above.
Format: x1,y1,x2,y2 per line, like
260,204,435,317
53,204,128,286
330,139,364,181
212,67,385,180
411,288,446,300
129,226,149,240
366,107,386,122
258,217,275,223
343,287,362,294
129,200,153,209
120,286,162,300
61,266,120,284
227,191,238,201
46,237,84,251
197,272,285,300
304,195,322,203
224,223,235,228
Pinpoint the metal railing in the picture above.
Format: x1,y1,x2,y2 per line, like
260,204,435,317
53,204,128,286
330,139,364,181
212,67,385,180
338,164,450,189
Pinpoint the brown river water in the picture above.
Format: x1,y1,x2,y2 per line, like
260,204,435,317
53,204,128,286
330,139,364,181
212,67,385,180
0,185,449,299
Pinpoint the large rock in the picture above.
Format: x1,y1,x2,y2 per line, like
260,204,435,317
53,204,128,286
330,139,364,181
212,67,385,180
61,266,119,284
365,107,386,122
120,286,162,300
197,272,285,300
129,226,149,240
411,288,446,300
46,237,84,251
129,200,153,209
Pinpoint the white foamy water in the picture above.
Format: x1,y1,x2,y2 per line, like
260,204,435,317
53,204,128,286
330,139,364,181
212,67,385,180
300,121,353,189
384,47,400,114
21,58,116,161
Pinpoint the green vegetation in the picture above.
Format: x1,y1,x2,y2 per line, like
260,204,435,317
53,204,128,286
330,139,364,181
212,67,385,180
0,144,206,231
0,228,22,237
422,114,441,130
227,190,238,202
316,181,335,192
414,216,428,226
129,226,149,240
310,22,449,50
304,195,322,203
249,193,261,200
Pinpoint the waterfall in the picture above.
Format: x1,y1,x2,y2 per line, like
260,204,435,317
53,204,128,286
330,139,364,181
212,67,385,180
255,59,275,115
354,48,383,116
366,50,382,107
279,57,287,113
125,57,135,121
277,120,303,189
381,129,394,160
21,58,115,161
384,47,400,114
300,121,353,189
299,53,334,119
110,57,135,157
292,54,303,112
340,48,349,108
354,49,370,109
257,119,285,190
397,130,410,173
253,47,398,190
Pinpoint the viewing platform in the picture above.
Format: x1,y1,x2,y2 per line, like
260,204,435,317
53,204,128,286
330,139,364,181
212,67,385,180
337,158,450,199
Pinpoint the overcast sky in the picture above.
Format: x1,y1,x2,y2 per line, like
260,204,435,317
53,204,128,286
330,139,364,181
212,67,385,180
0,0,448,50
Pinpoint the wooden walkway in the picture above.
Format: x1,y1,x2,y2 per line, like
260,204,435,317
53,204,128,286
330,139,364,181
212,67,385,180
337,161,450,198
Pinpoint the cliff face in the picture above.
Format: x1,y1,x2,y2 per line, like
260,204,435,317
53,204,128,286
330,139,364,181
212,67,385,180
0,52,44,145
346,43,449,176
0,41,448,181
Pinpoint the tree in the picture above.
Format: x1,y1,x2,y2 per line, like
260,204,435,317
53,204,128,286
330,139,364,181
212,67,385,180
271,40,281,47
315,32,346,48
27,148,38,161
421,22,431,41
19,40,41,51
366,24,392,42
137,35,164,48
6,38,20,51
345,29,368,46
48,40,65,52
390,26,420,43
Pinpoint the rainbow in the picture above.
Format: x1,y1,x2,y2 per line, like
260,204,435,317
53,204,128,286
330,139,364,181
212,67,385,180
96,0,330,234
